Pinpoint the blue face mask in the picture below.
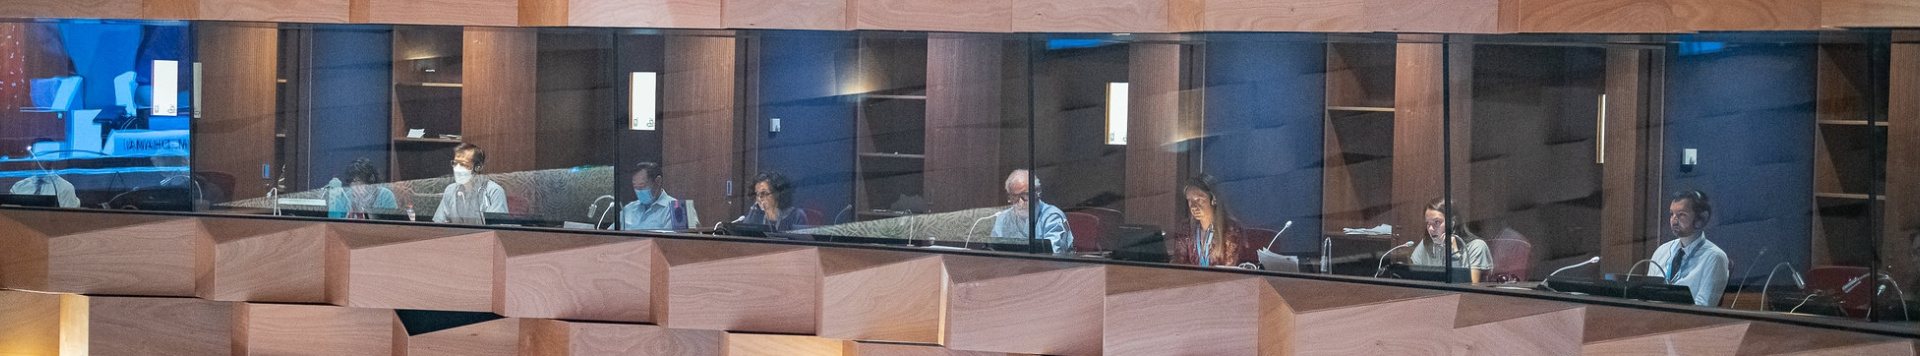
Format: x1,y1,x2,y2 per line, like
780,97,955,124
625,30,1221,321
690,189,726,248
635,189,655,205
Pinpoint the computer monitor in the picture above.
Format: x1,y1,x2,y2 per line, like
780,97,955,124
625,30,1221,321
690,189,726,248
0,194,58,207
1107,224,1168,263
1537,276,1694,304
1382,263,1471,283
719,222,773,238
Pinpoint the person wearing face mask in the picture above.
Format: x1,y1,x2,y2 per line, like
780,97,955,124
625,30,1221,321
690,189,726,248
621,162,683,231
991,169,1073,255
1412,198,1492,283
741,171,808,231
1648,190,1729,307
433,143,508,224
327,158,398,219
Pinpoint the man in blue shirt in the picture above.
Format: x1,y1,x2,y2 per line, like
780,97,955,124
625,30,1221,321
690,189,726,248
622,162,683,231
991,170,1073,255
1648,190,1730,307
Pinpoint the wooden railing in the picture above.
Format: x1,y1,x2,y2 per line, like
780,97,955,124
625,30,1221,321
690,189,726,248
0,207,1914,355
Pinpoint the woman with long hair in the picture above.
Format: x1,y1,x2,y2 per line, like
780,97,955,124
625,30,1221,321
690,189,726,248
1167,174,1250,266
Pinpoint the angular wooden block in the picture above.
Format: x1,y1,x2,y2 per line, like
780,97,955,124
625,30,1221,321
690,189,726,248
653,239,820,334
328,223,498,312
520,319,723,355
1736,320,1917,355
849,0,1012,32
944,255,1104,356
845,342,1028,356
200,217,330,303
1102,266,1265,355
819,248,945,344
408,317,519,356
355,0,517,26
1582,305,1749,355
519,0,725,27
0,209,208,296
0,290,73,355
1452,293,1584,355
1264,277,1460,355
497,231,654,323
0,291,237,355
725,333,846,356
239,303,402,355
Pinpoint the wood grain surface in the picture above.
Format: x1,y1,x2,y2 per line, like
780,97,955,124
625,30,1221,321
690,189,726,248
87,296,234,355
1453,294,1584,356
1823,0,1920,28
655,239,821,334
1734,320,1915,356
407,317,519,356
0,290,63,356
851,0,1012,32
522,319,724,355
202,218,329,303
44,217,207,296
726,0,846,29
0,0,142,21
726,333,847,356
498,232,654,322
331,224,499,312
1582,305,1748,355
945,256,1104,355
1103,266,1264,355
358,0,517,26
1200,0,1366,32
1267,277,1460,355
240,303,399,355
819,248,944,344
1012,0,1171,33
846,342,1028,356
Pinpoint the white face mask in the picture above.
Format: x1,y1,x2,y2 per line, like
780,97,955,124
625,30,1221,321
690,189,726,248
452,165,473,185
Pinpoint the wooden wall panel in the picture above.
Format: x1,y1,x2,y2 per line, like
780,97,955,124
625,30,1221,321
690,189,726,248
1102,266,1264,355
819,249,945,344
1389,40,1467,245
725,333,847,356
1600,47,1652,273
521,319,725,355
663,35,739,225
201,218,329,303
239,303,401,355
143,0,350,22
498,232,655,323
1452,294,1584,356
0,290,63,356
196,22,280,202
1885,37,1920,303
1822,0,1920,28
944,256,1103,356
1668,0,1818,31
1199,0,1366,32
1503,0,1675,33
87,296,235,355
0,0,143,20
522,0,725,28
328,224,499,312
1581,305,1748,355
461,27,538,176
0,210,209,296
408,317,519,356
356,0,517,26
1364,0,1500,33
1268,277,1460,355
654,239,820,334
850,0,1012,32
925,33,1006,212
1123,42,1185,230
1735,321,1917,355
1012,0,1171,33
725,0,846,29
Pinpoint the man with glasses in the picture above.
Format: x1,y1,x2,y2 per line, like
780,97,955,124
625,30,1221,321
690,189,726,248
433,143,508,224
991,169,1073,255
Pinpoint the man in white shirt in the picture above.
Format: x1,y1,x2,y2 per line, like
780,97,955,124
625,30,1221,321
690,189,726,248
621,162,681,231
1648,190,1730,307
433,143,508,224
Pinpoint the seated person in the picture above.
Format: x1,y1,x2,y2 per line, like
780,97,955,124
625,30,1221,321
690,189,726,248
8,138,79,207
622,162,684,231
991,169,1074,255
433,143,508,224
326,158,398,219
1165,174,1250,266
1649,190,1729,307
740,171,807,231
1412,198,1492,283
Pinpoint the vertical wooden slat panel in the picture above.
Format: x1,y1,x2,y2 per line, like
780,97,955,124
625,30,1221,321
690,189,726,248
1124,42,1184,229
461,27,538,176
196,22,280,202
663,35,739,225
1601,47,1650,274
926,33,1004,212
1884,34,1920,295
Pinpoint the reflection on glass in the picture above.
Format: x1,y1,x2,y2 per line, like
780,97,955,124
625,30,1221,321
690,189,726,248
621,162,685,231
326,157,398,219
990,170,1072,255
431,143,507,224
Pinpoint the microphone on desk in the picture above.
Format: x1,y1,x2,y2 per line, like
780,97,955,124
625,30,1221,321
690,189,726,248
1760,262,1806,311
964,210,1005,249
1265,221,1293,252
1730,247,1769,309
1624,259,1670,283
1373,241,1417,278
1542,256,1601,292
588,195,617,230
1322,237,1333,275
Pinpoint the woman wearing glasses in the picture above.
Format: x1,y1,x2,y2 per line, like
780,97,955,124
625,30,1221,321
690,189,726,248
433,143,508,224
741,171,808,231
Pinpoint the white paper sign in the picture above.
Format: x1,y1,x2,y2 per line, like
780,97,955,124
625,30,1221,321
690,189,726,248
407,129,426,138
1105,82,1128,145
632,72,658,131
152,60,178,116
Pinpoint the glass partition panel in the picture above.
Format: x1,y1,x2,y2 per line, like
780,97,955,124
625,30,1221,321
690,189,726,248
0,19,194,211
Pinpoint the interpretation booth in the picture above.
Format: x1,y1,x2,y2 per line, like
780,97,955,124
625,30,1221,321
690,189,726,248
2,1,1920,354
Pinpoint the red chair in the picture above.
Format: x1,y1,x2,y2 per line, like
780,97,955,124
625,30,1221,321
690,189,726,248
1240,228,1282,264
1806,265,1871,318
803,208,826,226
1066,212,1103,252
1485,238,1533,283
